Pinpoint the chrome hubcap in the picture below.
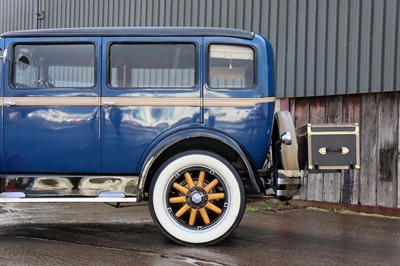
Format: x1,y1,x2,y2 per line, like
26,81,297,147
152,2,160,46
191,192,202,204
186,187,208,209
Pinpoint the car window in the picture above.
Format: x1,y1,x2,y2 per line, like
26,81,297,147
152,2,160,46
109,43,196,89
12,43,95,89
208,44,255,89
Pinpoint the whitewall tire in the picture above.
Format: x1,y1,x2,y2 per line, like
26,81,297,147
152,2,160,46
149,150,245,245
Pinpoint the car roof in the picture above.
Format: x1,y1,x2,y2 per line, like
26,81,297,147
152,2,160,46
2,27,255,40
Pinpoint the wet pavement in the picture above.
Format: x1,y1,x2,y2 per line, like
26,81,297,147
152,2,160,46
0,201,399,266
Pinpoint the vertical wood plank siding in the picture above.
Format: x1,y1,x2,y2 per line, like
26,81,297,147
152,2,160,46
0,0,399,208
292,93,399,208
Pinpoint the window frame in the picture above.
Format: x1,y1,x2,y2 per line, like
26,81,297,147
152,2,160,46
9,42,98,90
106,42,198,90
206,43,258,90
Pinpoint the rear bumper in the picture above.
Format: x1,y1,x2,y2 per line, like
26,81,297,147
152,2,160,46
275,170,304,198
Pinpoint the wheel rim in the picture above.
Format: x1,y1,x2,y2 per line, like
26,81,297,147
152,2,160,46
166,168,227,229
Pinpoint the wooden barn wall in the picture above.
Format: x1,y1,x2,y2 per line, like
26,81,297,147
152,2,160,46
291,92,399,208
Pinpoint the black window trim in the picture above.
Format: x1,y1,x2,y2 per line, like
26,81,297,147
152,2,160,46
9,41,98,91
206,42,258,91
106,41,199,90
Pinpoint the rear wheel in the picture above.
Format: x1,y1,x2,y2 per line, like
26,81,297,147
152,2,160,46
149,150,245,245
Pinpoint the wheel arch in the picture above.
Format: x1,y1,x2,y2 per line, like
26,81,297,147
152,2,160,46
139,129,264,200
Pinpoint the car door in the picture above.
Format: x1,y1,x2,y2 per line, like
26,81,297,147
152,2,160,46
203,37,275,168
101,37,201,173
0,39,5,172
3,37,101,173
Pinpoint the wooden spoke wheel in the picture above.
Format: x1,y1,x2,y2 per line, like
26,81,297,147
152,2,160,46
168,170,226,228
149,151,245,245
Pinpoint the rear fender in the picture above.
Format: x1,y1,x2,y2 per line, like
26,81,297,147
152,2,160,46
138,128,263,199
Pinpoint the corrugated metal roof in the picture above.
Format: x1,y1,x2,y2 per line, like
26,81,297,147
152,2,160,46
0,0,399,98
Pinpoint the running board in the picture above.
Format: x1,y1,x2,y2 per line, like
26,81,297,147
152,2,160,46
0,192,137,203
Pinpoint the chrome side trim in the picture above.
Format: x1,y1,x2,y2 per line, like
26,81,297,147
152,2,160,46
102,97,201,106
98,192,125,198
0,192,26,198
1,97,99,106
2,174,139,179
1,175,140,199
0,96,276,107
277,176,301,185
204,97,276,107
276,190,300,197
0,197,138,203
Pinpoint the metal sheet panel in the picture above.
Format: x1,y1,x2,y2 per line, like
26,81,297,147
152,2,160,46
383,0,398,92
397,2,400,94
285,0,297,98
305,0,317,97
0,0,36,33
296,1,307,98
370,0,385,93
0,0,399,98
348,0,361,95
316,0,328,96
336,0,349,96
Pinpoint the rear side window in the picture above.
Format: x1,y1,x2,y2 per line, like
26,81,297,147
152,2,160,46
109,43,196,89
12,44,95,89
208,44,255,89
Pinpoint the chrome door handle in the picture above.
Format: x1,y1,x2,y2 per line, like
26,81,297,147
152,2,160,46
3,99,16,107
102,101,116,108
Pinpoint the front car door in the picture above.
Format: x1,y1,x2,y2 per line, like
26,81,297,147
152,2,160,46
3,37,101,173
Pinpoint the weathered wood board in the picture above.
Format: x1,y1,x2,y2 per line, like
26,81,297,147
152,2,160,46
290,92,399,208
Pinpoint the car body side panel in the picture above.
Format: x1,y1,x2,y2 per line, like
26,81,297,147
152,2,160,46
2,37,102,173
0,31,275,198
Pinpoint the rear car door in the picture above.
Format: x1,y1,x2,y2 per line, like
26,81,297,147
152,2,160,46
101,37,201,173
3,37,101,173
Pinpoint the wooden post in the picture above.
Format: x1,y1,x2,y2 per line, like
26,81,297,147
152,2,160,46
293,98,310,200
342,95,361,205
360,94,378,206
307,97,326,201
324,96,343,203
377,93,398,208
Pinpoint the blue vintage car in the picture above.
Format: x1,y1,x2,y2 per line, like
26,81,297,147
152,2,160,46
0,27,302,245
